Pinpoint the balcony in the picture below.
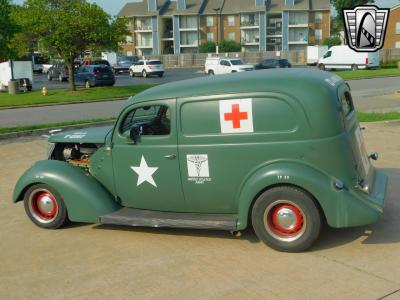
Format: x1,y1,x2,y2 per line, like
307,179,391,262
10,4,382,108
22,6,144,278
179,26,198,32
240,20,259,29
180,41,198,47
241,38,260,45
162,30,173,40
288,23,308,28
267,29,282,37
134,25,152,32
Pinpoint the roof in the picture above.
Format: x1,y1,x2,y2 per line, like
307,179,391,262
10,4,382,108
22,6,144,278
126,68,342,106
161,0,205,15
201,0,265,14
118,0,160,17
309,0,330,11
283,0,309,11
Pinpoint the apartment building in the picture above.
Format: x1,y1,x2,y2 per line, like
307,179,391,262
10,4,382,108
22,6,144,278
383,4,400,49
118,0,330,55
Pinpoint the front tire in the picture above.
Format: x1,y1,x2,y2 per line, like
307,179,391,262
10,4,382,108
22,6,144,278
129,70,134,77
59,74,64,82
47,73,52,81
85,80,92,89
251,186,321,252
318,63,325,70
24,184,68,229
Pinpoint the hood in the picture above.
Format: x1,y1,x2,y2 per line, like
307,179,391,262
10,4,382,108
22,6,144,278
48,125,113,144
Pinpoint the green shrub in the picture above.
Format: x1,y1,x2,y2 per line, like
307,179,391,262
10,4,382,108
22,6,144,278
218,39,241,52
198,41,216,53
380,60,399,69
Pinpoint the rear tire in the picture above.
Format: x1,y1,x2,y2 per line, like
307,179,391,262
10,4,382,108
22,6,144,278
251,186,321,252
208,70,214,75
24,184,68,229
142,70,147,78
129,70,135,77
351,64,358,71
59,74,63,82
47,73,52,81
85,80,91,89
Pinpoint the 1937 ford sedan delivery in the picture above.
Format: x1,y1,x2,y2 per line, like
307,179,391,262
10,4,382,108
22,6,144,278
13,69,388,252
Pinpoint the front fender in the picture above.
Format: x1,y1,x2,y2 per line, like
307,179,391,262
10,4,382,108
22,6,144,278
13,160,120,223
236,161,345,230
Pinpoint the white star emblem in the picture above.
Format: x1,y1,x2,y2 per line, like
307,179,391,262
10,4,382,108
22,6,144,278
130,156,159,187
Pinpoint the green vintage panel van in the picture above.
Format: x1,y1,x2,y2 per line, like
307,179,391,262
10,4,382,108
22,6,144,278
13,69,388,252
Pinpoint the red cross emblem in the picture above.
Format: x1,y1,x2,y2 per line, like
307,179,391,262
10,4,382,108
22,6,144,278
219,99,254,134
224,104,248,129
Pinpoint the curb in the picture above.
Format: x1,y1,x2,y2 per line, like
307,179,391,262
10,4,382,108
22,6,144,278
345,75,400,81
0,97,127,111
0,120,115,141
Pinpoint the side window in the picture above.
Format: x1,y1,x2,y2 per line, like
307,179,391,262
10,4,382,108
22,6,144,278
340,91,354,116
120,105,171,136
323,51,331,58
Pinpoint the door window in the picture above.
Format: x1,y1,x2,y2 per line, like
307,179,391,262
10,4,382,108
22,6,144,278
120,105,171,136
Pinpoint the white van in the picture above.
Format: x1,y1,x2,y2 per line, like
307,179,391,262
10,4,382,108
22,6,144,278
205,57,254,75
318,45,379,71
307,45,329,65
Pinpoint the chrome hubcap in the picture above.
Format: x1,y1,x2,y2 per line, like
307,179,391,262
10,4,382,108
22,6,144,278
264,200,306,242
274,207,298,230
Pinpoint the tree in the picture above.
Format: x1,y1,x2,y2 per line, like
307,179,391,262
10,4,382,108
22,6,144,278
330,0,374,40
12,0,128,91
322,36,342,48
0,0,19,61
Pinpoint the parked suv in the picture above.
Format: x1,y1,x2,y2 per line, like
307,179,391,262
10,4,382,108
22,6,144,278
75,65,115,88
47,63,69,82
205,57,254,75
13,69,387,252
129,60,164,78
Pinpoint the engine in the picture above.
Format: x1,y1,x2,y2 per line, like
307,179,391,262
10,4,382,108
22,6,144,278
50,143,99,170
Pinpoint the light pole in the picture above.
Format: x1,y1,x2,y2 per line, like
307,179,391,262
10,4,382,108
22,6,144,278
213,8,221,54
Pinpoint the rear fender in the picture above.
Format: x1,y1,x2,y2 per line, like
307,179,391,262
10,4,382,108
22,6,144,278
236,161,342,230
13,160,120,223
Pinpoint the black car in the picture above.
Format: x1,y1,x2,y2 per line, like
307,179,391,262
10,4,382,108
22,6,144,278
47,63,69,82
75,65,115,88
254,59,292,69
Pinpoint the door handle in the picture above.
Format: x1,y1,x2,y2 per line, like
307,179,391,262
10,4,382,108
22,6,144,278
164,154,176,160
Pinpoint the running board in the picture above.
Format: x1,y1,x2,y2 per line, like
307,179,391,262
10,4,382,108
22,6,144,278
100,207,238,231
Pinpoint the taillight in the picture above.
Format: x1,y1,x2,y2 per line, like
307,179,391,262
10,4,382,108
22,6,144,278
92,71,99,76
365,57,369,65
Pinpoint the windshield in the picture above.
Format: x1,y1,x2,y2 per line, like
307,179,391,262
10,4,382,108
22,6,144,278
148,61,162,65
230,59,244,65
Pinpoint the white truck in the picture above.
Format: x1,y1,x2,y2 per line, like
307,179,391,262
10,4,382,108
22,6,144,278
307,45,329,65
0,61,33,92
317,45,380,71
205,57,254,75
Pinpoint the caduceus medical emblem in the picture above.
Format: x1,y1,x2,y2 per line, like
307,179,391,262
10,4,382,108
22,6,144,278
343,5,389,52
187,155,208,177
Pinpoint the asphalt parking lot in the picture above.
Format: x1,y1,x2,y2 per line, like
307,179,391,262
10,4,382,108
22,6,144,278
0,121,399,299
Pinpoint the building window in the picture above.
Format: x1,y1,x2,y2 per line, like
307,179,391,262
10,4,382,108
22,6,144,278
207,16,213,27
315,29,322,41
396,22,400,34
396,41,400,48
207,32,214,41
228,16,235,26
228,32,235,41
315,12,323,24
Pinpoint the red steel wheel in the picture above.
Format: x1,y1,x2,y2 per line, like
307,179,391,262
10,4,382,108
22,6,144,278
265,201,306,242
24,184,68,229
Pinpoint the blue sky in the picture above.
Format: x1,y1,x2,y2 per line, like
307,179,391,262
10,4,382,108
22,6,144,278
12,0,400,16
12,0,138,16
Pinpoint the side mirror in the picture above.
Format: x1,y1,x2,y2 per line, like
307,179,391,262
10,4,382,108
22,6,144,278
129,125,141,144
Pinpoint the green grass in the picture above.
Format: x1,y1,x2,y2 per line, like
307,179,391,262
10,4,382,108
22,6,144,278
0,118,116,135
357,112,400,122
334,68,400,80
0,84,154,108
